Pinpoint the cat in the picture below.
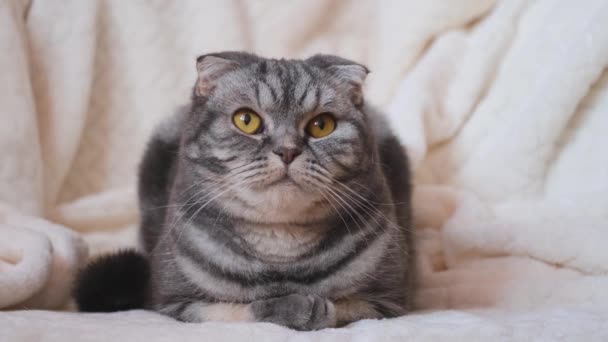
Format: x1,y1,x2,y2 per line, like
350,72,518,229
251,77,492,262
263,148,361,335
75,52,414,331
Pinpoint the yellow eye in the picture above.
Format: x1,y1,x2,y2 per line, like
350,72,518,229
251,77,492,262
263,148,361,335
306,113,336,138
233,109,262,134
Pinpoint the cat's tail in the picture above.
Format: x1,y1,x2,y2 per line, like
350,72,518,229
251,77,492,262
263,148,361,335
74,249,150,312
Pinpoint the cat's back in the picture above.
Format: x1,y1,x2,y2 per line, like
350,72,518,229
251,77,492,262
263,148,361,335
366,105,414,307
364,105,411,205
138,107,189,252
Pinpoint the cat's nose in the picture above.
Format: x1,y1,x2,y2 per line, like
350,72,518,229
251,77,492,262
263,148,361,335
273,147,302,165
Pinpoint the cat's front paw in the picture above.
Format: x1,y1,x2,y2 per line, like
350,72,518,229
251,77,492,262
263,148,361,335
251,294,336,330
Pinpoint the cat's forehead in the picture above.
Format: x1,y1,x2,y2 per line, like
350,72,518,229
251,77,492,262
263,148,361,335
211,59,345,119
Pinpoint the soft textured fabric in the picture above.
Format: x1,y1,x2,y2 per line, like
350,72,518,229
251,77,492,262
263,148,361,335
2,308,608,342
1,0,608,340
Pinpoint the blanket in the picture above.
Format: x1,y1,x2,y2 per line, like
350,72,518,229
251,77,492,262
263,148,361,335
1,0,608,340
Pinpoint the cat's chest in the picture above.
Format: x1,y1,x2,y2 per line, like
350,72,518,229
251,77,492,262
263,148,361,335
234,223,324,261
171,217,391,302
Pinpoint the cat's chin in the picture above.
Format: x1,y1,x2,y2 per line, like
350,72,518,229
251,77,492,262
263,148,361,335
249,167,314,193
232,182,328,224
265,175,300,188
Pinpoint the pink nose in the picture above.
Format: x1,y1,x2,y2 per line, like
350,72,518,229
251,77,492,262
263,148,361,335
272,147,302,165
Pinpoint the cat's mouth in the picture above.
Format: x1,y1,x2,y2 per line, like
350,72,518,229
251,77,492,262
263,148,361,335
266,174,302,189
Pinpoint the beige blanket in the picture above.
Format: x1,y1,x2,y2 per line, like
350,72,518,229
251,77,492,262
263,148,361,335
2,0,608,340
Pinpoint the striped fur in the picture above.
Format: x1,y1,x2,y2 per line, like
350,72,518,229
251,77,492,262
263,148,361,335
139,52,413,330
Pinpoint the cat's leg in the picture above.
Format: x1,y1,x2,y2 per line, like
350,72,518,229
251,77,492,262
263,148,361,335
251,294,397,330
160,298,333,328
251,294,336,330
161,296,337,329
160,296,397,330
159,302,255,323
333,297,387,326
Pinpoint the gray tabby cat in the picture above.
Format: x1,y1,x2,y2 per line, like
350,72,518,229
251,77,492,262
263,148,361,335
75,52,414,330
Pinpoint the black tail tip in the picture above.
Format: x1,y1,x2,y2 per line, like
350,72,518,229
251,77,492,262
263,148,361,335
74,249,150,312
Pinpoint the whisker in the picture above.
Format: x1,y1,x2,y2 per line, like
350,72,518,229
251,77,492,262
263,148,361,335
305,166,410,255
317,189,350,238
169,177,250,253
318,186,355,236
314,182,362,235
149,163,264,257
172,162,268,240
144,161,258,211
310,164,409,206
329,184,410,256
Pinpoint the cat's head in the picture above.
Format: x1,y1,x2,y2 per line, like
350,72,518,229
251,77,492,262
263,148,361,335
182,52,375,223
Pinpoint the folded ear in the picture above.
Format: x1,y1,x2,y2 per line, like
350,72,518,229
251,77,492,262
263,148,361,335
195,52,259,97
195,55,238,97
306,54,369,84
306,54,369,106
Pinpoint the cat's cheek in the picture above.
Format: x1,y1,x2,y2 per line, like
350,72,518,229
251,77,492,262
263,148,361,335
185,143,201,159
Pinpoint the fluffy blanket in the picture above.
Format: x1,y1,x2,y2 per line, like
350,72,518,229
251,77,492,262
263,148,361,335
1,0,608,340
